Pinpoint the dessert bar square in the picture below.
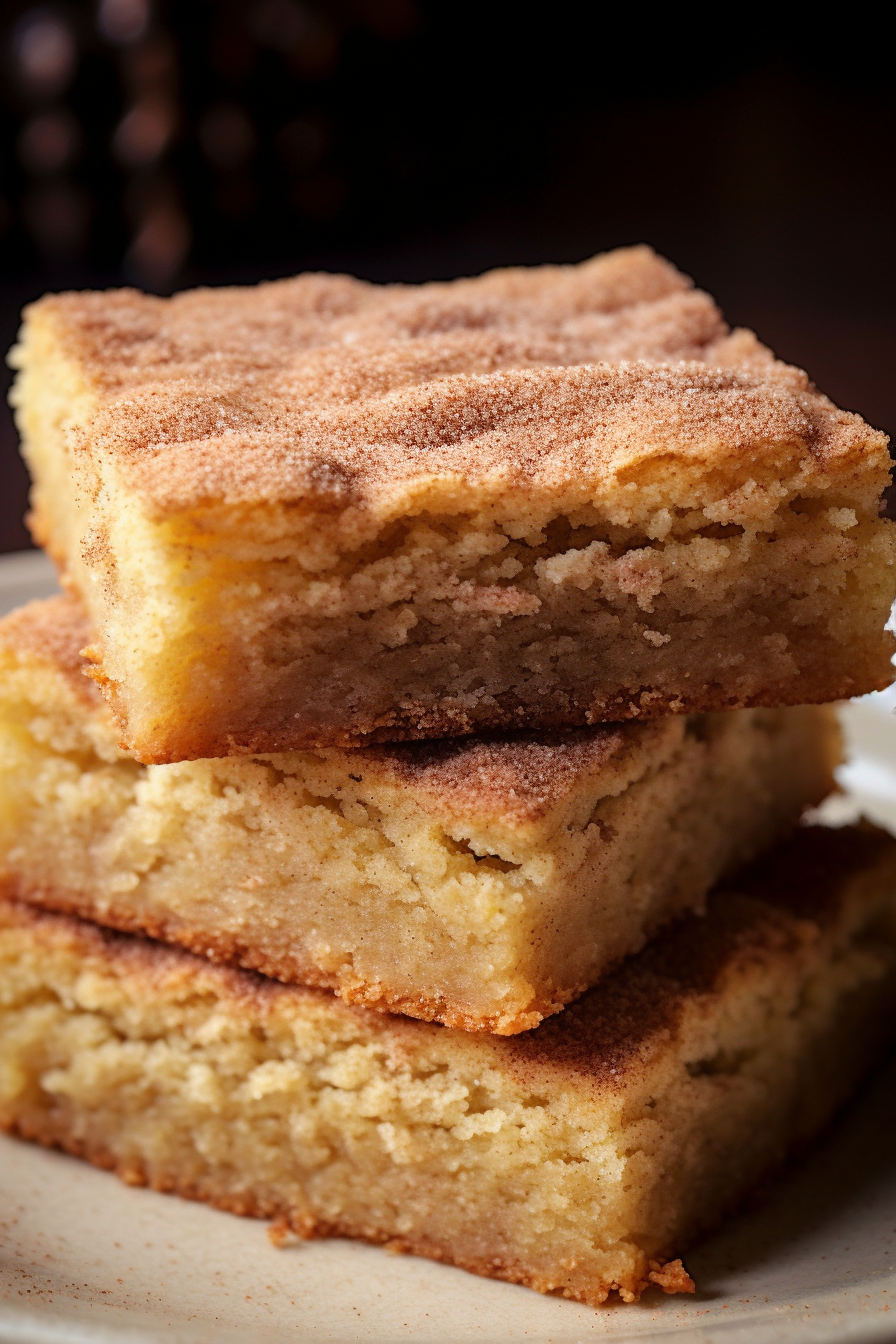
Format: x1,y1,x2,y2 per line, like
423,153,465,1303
2,825,894,1306
10,246,894,761
0,596,838,1032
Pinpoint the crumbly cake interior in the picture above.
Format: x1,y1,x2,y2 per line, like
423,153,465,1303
2,825,895,1307
11,247,894,758
0,597,838,1032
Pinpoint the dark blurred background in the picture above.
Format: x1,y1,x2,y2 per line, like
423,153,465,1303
1,2,893,552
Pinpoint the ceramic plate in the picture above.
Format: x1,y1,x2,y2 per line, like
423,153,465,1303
2,549,896,1344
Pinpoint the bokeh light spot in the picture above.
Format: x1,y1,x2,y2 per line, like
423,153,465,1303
97,0,150,45
13,10,77,98
113,96,175,166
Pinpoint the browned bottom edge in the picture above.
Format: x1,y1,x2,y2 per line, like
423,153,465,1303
0,1110,693,1307
0,878,568,1035
122,668,892,763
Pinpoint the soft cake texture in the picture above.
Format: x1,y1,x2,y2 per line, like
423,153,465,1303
2,825,895,1306
10,246,894,760
0,597,838,1032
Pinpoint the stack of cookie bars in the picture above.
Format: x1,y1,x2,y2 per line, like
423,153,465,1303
2,247,896,1307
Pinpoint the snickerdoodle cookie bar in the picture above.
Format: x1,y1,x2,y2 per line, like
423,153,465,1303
11,247,894,760
2,824,894,1305
0,596,836,1032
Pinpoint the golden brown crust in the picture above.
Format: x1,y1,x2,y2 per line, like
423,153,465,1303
4,824,893,1084
25,246,887,519
0,595,100,705
23,247,713,395
78,361,885,520
334,721,666,828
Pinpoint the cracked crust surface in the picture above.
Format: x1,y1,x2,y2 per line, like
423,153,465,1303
13,244,886,520
2,823,896,1305
52,362,882,522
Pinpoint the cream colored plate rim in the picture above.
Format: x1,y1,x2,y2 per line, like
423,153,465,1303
2,549,896,1344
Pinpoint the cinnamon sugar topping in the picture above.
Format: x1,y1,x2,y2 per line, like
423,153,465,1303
24,245,882,520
